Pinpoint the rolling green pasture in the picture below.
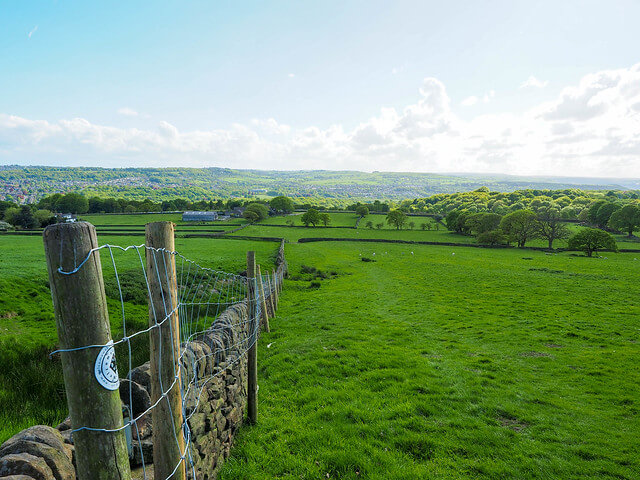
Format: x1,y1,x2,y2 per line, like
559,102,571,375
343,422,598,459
220,242,639,479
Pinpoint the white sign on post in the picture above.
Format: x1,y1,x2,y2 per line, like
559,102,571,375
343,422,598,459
94,340,120,390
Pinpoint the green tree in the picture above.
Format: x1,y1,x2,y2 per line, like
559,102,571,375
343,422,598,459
386,210,407,230
568,228,618,257
587,200,614,228
455,212,473,235
301,208,321,227
608,204,640,237
445,211,461,231
3,207,20,225
14,206,38,229
355,205,369,218
270,196,295,214
243,203,269,222
420,222,427,230
477,230,505,245
375,223,383,229
320,213,331,226
0,201,17,219
465,213,502,236
365,220,373,229
537,208,571,250
500,209,539,248
34,209,55,227
594,203,620,229
56,193,89,214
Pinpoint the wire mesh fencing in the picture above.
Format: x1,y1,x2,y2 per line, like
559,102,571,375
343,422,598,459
43,221,271,480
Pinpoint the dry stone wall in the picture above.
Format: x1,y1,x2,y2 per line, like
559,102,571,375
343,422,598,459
0,239,287,480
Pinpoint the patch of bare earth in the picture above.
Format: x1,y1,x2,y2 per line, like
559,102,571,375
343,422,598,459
520,351,551,357
498,416,529,432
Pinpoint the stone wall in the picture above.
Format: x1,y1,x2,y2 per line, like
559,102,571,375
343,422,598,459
0,240,287,480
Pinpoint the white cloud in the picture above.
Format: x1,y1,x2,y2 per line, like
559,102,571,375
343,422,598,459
520,75,549,89
28,26,38,39
288,73,295,78
461,96,478,107
461,90,494,106
117,107,139,117
1,64,639,176
483,90,496,103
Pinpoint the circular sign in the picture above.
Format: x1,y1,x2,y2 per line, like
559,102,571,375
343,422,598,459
94,341,120,391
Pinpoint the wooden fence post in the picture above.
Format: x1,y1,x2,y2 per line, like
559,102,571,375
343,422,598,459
272,268,279,309
266,273,275,318
246,251,258,424
43,222,131,480
145,222,186,480
256,265,270,333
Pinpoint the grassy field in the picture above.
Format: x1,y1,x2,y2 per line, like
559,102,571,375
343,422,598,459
219,242,639,479
261,212,361,227
1,213,639,479
242,218,640,250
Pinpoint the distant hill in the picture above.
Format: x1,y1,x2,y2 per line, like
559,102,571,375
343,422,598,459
1,165,637,205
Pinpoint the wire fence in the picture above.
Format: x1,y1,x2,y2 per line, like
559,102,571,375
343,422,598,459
48,236,271,479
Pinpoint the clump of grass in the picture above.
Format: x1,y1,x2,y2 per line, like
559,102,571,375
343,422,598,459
361,256,375,262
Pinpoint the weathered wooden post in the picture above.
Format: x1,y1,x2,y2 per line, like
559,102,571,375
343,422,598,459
272,268,279,309
266,273,276,317
43,222,131,480
256,264,270,333
246,251,258,424
145,222,186,480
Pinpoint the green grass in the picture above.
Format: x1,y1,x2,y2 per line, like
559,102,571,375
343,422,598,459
219,243,639,479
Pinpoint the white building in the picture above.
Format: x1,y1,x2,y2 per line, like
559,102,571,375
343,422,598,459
182,211,218,222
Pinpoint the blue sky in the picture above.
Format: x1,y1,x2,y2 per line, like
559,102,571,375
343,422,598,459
1,0,639,176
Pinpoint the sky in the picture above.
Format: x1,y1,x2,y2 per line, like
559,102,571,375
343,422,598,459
1,0,639,177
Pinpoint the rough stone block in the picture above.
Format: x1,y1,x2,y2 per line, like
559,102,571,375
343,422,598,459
0,441,74,480
0,453,55,480
128,362,151,393
119,379,151,418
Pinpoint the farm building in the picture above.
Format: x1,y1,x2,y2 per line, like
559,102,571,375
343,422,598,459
182,211,218,222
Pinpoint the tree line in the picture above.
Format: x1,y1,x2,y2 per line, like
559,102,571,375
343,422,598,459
403,187,639,220
442,204,636,256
